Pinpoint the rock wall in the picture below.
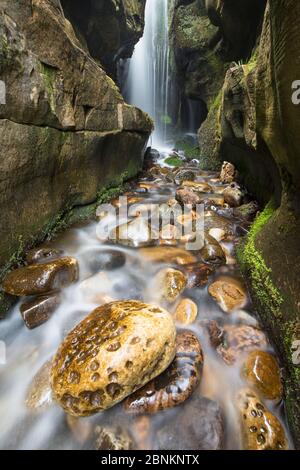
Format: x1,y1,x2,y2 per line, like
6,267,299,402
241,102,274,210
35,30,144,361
0,1,151,290
175,0,300,446
171,0,265,144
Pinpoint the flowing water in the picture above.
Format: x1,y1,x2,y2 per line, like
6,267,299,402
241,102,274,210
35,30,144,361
123,0,172,147
0,0,293,451
0,155,292,449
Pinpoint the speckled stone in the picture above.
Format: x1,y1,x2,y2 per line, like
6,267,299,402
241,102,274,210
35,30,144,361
237,389,288,450
51,300,176,416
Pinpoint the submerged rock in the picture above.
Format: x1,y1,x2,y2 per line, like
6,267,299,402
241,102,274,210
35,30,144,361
175,299,198,325
200,236,226,265
175,169,196,185
26,248,64,265
155,268,187,302
140,247,197,265
242,350,283,401
204,211,233,234
223,183,244,207
182,181,213,193
233,201,259,221
237,389,288,450
216,325,268,365
176,187,201,206
208,276,247,312
111,217,156,248
2,257,79,296
20,292,61,329
51,300,176,416
25,360,53,410
85,249,126,273
124,331,203,414
94,425,134,451
183,263,214,288
155,395,223,450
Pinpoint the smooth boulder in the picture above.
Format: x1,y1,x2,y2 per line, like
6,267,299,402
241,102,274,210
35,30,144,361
2,258,79,296
51,301,176,416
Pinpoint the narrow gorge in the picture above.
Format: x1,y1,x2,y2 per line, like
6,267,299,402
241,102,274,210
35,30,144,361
0,0,299,452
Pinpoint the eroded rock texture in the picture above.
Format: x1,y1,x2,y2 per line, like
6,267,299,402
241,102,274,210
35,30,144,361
183,0,300,446
0,1,151,290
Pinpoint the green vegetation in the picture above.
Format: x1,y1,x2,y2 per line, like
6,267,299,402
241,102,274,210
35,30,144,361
161,114,172,125
209,89,223,113
237,200,284,318
164,156,182,167
40,62,57,111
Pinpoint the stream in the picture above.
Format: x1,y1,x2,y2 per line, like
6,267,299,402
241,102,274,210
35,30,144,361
0,150,292,450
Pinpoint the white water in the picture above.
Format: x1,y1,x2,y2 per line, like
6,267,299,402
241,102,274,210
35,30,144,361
125,0,171,148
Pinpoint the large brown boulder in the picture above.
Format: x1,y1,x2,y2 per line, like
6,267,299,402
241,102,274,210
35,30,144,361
0,1,152,299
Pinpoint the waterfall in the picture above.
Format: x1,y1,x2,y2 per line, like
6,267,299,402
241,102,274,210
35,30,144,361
123,0,171,148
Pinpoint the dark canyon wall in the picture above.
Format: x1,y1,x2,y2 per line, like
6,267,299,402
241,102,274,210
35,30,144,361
0,0,151,311
172,0,300,446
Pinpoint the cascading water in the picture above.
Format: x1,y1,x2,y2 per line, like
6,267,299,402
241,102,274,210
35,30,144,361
124,0,171,148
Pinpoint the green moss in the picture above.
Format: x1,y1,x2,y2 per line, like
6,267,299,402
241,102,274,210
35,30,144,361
40,63,57,111
246,48,258,74
163,156,182,167
237,200,284,318
175,139,200,160
208,89,223,113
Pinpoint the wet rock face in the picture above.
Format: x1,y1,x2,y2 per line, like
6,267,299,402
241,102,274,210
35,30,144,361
51,301,176,416
155,395,224,450
124,331,203,414
242,350,283,401
20,292,61,330
2,258,79,296
25,360,53,410
0,1,151,274
237,389,288,450
140,247,197,266
61,0,146,78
